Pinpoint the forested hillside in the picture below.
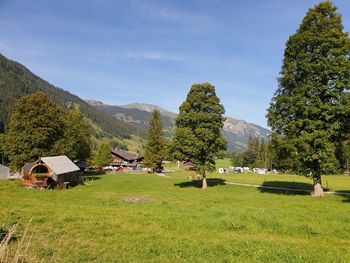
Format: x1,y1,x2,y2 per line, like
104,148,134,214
0,54,136,138
87,100,174,138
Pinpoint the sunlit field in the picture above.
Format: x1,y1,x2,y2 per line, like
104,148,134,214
1,171,350,262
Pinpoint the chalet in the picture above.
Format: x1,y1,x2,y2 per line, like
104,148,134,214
20,155,81,189
111,149,144,170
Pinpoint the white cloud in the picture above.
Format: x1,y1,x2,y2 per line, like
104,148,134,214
128,0,215,29
126,51,185,61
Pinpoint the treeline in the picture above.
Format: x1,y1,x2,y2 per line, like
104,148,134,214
0,91,134,170
230,135,350,174
230,136,269,168
268,133,350,175
0,53,136,138
1,92,91,169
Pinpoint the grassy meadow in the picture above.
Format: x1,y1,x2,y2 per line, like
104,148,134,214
1,171,350,262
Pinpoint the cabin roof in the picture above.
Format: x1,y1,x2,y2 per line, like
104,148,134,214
111,149,142,161
40,156,80,175
22,162,36,174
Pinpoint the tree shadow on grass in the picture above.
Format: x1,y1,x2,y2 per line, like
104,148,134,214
334,191,350,203
174,178,226,188
259,181,314,196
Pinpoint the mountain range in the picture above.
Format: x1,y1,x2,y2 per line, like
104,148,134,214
0,53,270,152
86,100,270,152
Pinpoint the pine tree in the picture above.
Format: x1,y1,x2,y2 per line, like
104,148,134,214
267,1,350,197
4,92,65,170
171,83,226,189
259,138,268,169
143,110,166,172
242,136,260,167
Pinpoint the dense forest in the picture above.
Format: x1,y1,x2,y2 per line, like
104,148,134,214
0,53,136,138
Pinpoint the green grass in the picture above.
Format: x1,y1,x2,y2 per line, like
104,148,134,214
215,158,231,169
1,173,350,262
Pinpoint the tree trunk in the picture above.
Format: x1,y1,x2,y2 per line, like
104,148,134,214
313,177,324,198
202,176,208,189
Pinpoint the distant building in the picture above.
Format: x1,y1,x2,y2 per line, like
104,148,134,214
20,155,81,188
111,149,144,170
183,161,196,170
0,164,9,179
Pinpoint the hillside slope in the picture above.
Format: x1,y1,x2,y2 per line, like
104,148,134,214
223,117,270,152
87,100,175,138
0,54,135,138
121,103,177,119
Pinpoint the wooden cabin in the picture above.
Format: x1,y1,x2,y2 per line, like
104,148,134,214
21,162,50,188
111,149,144,170
20,155,81,189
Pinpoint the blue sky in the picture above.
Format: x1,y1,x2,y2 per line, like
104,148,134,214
1,0,350,128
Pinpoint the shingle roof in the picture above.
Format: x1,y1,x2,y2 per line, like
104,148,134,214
40,156,80,175
112,149,140,161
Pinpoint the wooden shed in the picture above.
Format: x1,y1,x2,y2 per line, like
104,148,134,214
0,164,10,179
20,156,81,189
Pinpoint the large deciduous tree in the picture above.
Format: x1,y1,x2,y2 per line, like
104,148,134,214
92,142,112,168
143,110,167,172
4,93,93,170
4,92,65,169
267,1,350,197
53,109,92,162
172,83,226,189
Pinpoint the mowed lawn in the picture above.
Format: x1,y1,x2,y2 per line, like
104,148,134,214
1,173,350,262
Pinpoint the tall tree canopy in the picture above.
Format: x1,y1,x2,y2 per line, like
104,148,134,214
4,92,93,169
53,109,92,162
143,110,167,172
4,92,65,169
172,83,226,188
267,1,350,196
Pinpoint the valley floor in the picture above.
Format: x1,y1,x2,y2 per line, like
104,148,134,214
0,173,350,262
